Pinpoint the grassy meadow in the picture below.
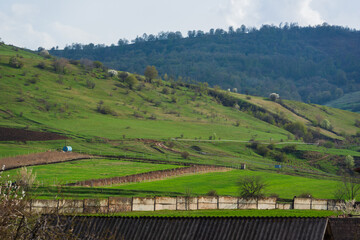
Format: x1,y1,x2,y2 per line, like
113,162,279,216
1,43,359,212
5,158,180,185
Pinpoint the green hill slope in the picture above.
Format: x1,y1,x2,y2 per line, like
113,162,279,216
326,91,360,113
1,43,360,180
50,25,360,106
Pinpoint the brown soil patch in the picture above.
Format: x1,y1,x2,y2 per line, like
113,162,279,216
0,151,92,170
67,165,230,187
0,127,68,141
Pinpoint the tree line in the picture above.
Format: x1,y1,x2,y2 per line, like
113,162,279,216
50,24,360,105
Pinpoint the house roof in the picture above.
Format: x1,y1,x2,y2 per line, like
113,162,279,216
51,216,331,240
329,218,360,240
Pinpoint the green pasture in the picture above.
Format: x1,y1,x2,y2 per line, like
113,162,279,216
107,169,340,200
282,99,360,136
27,169,341,200
294,144,360,157
5,158,180,185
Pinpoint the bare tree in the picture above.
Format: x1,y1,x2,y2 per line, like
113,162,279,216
0,165,75,239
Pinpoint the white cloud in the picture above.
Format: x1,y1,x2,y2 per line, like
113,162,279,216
298,0,323,25
11,3,37,17
224,0,324,28
0,9,56,49
51,22,97,44
225,0,260,27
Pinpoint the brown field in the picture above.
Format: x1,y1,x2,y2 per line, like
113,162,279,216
0,151,92,170
0,127,68,141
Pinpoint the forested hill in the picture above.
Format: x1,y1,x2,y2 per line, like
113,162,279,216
50,25,360,105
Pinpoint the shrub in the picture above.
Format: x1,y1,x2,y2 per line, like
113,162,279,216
69,59,80,65
281,144,297,153
27,78,38,84
298,192,312,198
256,144,270,157
36,61,46,69
8,57,23,68
52,58,68,73
124,75,138,89
171,96,177,103
285,122,307,139
148,114,157,120
248,140,259,149
93,61,103,68
39,49,50,57
268,193,279,198
238,176,267,199
321,119,332,130
355,120,360,128
96,101,117,116
345,155,355,169
118,72,129,81
322,141,334,148
333,175,360,201
181,151,190,159
269,93,279,101
133,111,144,118
16,167,37,191
16,96,25,102
161,87,170,94
86,79,95,89
108,69,118,77
206,190,218,196
273,152,287,162
166,141,175,148
267,143,275,150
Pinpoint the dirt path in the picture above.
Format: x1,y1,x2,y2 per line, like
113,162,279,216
0,151,92,170
67,165,231,187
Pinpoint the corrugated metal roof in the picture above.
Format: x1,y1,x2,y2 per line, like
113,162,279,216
48,216,331,240
329,218,360,240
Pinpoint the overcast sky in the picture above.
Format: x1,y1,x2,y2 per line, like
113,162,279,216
0,0,359,50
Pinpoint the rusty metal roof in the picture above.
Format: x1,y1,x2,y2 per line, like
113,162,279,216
51,216,332,240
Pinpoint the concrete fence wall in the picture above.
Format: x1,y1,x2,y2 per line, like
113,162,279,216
27,197,346,214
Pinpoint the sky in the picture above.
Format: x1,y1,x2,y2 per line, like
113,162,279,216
0,0,359,50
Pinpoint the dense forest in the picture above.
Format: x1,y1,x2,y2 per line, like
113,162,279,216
50,24,360,105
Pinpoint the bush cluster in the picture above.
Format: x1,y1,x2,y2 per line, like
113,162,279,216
9,57,23,68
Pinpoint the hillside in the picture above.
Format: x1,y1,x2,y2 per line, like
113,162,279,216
50,25,360,107
326,91,360,112
1,43,360,201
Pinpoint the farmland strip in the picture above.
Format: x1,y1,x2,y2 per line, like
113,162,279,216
67,165,230,187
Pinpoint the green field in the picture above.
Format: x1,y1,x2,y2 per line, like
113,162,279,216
5,158,180,185
1,43,359,206
106,169,340,200
24,168,341,200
